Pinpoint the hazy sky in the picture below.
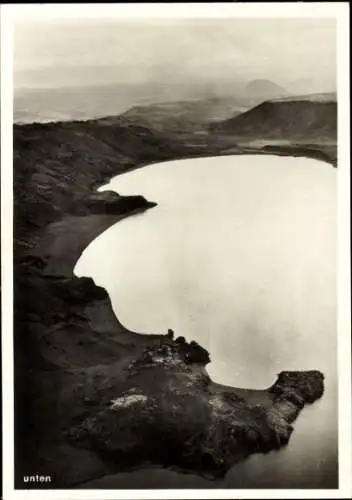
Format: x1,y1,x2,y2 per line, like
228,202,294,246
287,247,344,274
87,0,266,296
14,17,337,92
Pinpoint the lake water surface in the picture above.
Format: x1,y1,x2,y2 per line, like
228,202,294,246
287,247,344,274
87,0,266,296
75,154,337,488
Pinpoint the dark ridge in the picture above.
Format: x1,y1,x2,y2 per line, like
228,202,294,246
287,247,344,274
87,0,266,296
210,99,337,141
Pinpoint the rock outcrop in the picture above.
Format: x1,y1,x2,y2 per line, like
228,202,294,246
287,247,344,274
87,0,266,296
67,342,324,479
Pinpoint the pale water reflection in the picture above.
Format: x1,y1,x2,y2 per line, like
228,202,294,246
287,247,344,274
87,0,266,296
75,155,337,488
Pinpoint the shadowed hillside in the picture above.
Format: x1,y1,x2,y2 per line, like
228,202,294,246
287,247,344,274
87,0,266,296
14,120,199,250
211,94,337,141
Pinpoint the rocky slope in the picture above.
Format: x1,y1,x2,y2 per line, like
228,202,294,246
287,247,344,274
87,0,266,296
14,98,335,488
211,93,337,140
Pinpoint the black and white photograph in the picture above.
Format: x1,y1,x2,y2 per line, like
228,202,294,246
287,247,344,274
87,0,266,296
1,3,351,498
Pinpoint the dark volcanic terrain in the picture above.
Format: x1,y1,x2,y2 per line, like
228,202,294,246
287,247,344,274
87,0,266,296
14,94,337,488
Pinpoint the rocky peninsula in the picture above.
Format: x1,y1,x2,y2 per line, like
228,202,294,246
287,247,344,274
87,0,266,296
14,96,336,488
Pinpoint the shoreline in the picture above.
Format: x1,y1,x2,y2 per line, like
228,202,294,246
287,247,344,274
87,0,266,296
13,114,335,488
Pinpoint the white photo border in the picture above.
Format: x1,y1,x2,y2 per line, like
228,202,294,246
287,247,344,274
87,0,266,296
1,3,350,499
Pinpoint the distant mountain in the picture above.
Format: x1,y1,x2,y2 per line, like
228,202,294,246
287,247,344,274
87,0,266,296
15,82,250,125
242,79,287,98
14,76,289,125
14,80,264,125
210,93,337,142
